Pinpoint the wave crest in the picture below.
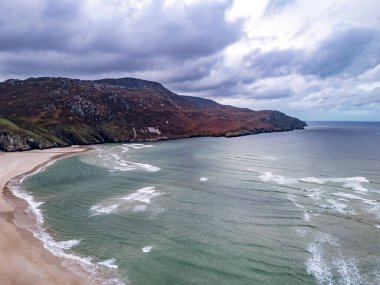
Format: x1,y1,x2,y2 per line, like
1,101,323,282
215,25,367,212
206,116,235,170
91,186,162,215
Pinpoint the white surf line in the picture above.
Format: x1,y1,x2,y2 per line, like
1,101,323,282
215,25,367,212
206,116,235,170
7,157,126,285
97,258,118,269
90,186,162,215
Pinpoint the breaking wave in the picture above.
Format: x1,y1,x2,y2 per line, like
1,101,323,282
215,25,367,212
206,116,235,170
91,186,162,216
8,161,125,285
98,258,119,269
142,246,153,253
258,172,370,193
306,233,363,285
81,145,160,172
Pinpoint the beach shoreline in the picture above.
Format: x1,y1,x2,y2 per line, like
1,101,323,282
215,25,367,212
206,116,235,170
0,146,99,285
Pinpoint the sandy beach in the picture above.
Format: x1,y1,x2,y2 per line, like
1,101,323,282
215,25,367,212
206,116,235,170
0,147,97,285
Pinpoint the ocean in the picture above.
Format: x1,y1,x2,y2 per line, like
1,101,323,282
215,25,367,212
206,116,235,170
9,122,380,285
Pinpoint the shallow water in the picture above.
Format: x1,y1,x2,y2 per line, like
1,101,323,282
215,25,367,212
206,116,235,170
18,122,380,284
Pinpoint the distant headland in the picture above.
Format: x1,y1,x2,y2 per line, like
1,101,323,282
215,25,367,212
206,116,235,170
0,77,306,151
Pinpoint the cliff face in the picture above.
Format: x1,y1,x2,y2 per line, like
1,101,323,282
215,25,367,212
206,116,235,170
0,77,306,151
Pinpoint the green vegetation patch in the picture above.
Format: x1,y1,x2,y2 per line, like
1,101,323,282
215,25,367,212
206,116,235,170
0,117,21,131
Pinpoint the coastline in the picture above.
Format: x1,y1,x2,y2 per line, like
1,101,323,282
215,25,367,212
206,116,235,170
0,146,98,285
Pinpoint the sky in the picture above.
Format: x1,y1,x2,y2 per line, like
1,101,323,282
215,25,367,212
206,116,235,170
1,0,380,121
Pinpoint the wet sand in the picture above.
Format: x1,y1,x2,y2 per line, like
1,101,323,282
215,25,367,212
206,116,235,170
0,147,98,285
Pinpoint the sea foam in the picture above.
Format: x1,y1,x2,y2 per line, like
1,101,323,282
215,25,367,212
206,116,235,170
306,233,337,285
326,199,347,214
332,192,377,205
8,164,125,285
121,186,160,203
306,188,324,200
98,258,119,269
258,172,297,185
142,246,153,253
91,186,162,215
258,172,371,193
306,233,364,285
257,171,375,213
306,241,334,285
82,145,160,173
119,143,153,153
91,203,120,215
55,239,82,250
333,258,361,285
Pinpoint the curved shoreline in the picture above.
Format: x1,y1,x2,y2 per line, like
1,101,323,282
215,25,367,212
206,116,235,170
0,146,98,285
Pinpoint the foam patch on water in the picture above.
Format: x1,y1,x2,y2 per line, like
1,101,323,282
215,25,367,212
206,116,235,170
306,233,365,285
259,172,371,193
332,192,377,205
301,177,370,193
288,194,304,209
122,187,161,203
333,258,361,285
133,205,148,212
373,224,380,229
258,172,297,185
295,227,307,237
108,154,160,172
8,167,126,285
306,240,334,284
120,143,152,149
119,143,153,152
326,199,347,214
304,212,311,222
258,172,377,214
306,233,339,285
142,246,153,253
55,239,82,250
366,203,380,219
98,258,119,269
149,206,165,218
306,188,324,200
91,203,120,215
82,146,160,173
91,187,162,215
200,177,209,182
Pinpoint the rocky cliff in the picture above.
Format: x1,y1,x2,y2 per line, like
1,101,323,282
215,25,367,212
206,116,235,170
0,77,306,151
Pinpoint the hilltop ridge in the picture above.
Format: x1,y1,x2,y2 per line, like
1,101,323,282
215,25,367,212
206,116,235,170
0,77,306,151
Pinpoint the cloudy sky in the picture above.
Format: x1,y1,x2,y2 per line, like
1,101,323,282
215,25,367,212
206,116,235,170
1,0,380,121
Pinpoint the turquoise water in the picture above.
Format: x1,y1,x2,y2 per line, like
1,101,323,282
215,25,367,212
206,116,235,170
16,122,380,284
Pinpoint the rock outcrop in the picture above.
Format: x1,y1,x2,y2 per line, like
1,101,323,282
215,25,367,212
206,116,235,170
0,77,306,151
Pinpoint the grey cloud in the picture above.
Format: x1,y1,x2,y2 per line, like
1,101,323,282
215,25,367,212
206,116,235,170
0,1,83,52
1,51,129,77
251,88,293,100
245,49,299,78
41,0,82,21
164,57,220,84
0,0,241,78
171,23,380,104
301,24,380,77
87,0,242,59
172,76,241,95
